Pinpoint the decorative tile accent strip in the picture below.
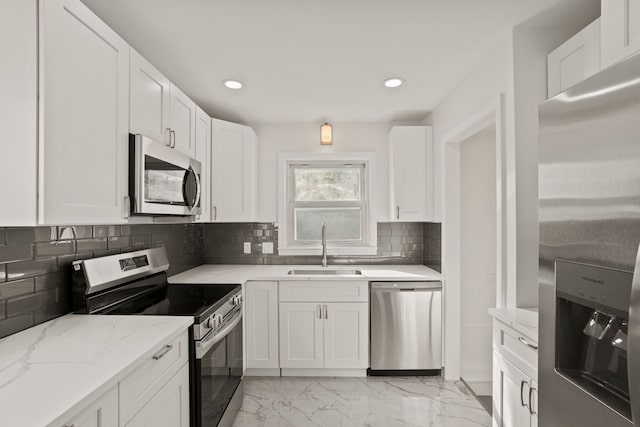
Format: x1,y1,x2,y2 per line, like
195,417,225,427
0,223,204,338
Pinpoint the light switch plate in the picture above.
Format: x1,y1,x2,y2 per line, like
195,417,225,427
262,242,274,254
244,242,251,254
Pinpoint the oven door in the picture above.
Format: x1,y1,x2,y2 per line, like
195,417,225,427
194,307,243,427
130,134,201,216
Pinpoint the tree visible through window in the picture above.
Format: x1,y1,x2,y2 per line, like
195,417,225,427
289,164,367,245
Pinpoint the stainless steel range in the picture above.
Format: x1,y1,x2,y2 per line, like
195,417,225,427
72,247,243,427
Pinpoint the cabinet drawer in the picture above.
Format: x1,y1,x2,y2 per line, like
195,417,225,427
279,281,368,302
493,319,537,379
119,331,189,425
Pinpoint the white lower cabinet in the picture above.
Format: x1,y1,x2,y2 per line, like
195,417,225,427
323,303,369,369
492,318,538,427
279,302,368,370
493,352,536,427
279,302,324,369
245,281,280,369
126,363,190,427
61,386,118,427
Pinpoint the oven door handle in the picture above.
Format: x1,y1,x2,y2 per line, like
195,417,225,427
628,242,640,423
196,309,242,359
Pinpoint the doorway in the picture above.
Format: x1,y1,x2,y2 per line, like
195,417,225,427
459,123,497,413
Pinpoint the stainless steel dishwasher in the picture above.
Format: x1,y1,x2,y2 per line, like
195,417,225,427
370,281,442,374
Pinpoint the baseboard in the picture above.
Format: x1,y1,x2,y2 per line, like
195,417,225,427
281,368,367,377
245,368,281,377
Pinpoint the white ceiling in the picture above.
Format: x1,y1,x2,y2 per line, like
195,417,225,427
81,0,572,125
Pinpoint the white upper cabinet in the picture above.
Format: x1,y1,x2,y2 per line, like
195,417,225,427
601,0,640,69
40,0,130,224
1,0,38,226
130,48,171,145
211,118,257,222
547,19,601,98
194,106,211,222
169,84,197,157
389,126,434,222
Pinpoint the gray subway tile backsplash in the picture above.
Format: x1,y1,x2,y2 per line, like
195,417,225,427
0,223,204,339
203,222,440,267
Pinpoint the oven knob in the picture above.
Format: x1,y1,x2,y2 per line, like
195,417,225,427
213,314,223,327
231,295,242,306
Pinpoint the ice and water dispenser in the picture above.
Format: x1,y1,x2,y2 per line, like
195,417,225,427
554,260,632,420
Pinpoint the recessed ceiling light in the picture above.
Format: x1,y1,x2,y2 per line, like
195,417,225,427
384,78,404,88
223,79,243,89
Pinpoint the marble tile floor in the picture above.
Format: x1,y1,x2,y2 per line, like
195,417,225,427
232,376,492,427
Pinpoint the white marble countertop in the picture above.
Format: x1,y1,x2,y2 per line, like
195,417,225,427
488,307,539,341
0,314,193,427
168,264,443,284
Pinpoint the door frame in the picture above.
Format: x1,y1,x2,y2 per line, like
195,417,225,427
440,94,507,381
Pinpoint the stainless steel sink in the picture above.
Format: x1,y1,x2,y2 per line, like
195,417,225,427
287,269,362,276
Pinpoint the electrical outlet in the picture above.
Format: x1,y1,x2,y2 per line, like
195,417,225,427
262,242,274,254
243,242,251,254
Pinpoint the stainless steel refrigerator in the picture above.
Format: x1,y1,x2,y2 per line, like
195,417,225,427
539,51,640,426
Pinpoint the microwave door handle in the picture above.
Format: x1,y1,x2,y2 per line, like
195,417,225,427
190,166,201,214
629,241,640,423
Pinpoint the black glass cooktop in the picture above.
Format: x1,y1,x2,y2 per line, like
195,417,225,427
77,272,240,323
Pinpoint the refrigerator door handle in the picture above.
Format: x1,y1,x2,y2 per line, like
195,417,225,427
629,242,640,425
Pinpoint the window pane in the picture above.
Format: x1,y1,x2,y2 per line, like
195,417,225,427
293,167,361,201
294,208,362,241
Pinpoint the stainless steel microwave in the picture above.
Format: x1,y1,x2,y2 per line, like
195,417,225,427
129,134,202,216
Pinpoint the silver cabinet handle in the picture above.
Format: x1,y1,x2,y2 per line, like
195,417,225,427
317,304,322,319
124,195,130,219
170,130,176,148
518,336,538,350
528,385,536,415
520,380,529,409
165,128,172,146
62,424,75,427
396,206,400,220
324,304,328,319
152,344,173,360
213,206,217,220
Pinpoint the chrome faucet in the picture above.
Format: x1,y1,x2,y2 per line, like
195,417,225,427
321,222,328,268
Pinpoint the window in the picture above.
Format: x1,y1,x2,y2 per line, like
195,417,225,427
290,164,365,245
278,153,377,256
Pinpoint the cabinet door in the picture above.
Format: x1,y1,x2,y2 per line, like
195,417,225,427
194,106,211,222
389,126,433,222
211,119,257,222
1,0,37,225
61,386,118,427
130,48,171,144
40,0,129,224
246,281,279,369
126,363,190,427
323,303,368,369
279,302,323,368
547,19,601,97
493,352,532,427
602,0,640,68
169,84,196,157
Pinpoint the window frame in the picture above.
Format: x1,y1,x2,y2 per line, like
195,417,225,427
278,152,377,256
289,163,367,246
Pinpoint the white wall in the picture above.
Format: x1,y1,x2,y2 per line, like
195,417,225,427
252,122,395,223
460,128,497,383
0,0,38,225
